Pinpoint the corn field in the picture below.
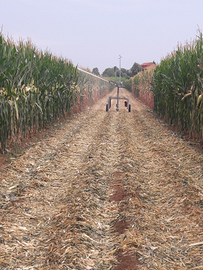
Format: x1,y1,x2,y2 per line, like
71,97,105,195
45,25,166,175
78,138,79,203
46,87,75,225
124,68,154,110
124,32,203,140
0,34,109,153
76,69,110,112
152,31,203,140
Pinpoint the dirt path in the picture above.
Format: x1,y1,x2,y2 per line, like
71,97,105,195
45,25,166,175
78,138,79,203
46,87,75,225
0,89,203,269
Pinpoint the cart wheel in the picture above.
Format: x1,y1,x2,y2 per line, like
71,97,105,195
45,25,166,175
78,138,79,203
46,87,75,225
106,104,109,112
109,99,111,108
124,101,127,107
128,104,131,112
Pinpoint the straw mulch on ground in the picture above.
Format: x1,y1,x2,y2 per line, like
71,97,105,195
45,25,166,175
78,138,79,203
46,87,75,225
0,89,202,269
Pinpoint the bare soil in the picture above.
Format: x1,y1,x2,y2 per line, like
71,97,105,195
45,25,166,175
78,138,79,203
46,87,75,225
0,88,203,269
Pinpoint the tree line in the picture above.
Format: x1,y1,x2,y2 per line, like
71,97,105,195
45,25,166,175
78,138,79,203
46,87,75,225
92,62,142,79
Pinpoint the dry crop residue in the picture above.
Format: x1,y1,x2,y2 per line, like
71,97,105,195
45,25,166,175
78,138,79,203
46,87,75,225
0,88,203,269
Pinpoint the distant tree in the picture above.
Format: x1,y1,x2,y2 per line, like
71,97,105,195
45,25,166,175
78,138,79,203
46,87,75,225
126,69,132,77
121,68,127,73
121,72,129,79
111,66,119,77
121,68,130,79
102,68,115,77
131,62,142,76
102,62,141,78
92,67,100,76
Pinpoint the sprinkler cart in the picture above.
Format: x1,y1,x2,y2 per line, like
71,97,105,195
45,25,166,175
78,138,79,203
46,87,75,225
78,55,131,112
106,80,131,112
106,55,131,112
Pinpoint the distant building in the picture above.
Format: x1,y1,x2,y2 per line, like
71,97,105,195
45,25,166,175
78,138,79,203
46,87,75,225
141,62,156,71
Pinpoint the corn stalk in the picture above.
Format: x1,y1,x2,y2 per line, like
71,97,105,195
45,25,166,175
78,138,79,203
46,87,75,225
0,34,78,153
0,33,111,153
152,31,203,140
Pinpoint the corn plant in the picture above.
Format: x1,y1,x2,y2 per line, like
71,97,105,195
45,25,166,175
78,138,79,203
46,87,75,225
76,68,110,110
0,33,111,153
0,33,78,153
124,68,154,109
152,31,203,139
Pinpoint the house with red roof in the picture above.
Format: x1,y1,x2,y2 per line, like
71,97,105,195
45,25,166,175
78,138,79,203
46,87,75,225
141,62,156,71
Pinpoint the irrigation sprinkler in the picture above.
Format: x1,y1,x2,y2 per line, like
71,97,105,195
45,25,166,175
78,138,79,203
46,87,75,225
77,63,131,113
105,81,131,113
106,55,131,112
77,67,110,83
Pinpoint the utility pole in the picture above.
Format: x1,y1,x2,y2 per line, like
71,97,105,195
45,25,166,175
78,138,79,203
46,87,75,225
116,55,122,111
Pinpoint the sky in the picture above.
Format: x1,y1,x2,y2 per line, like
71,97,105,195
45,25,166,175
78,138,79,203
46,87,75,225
0,0,203,73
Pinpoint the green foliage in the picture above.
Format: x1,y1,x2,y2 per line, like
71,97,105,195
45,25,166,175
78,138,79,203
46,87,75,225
123,78,132,92
102,62,141,79
0,34,78,153
124,68,154,110
102,67,130,78
151,31,203,139
0,34,110,153
92,67,100,76
130,62,142,76
124,67,153,95
102,67,116,77
133,75,140,97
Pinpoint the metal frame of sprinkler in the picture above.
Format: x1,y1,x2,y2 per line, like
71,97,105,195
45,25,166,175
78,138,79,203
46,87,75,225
106,55,131,112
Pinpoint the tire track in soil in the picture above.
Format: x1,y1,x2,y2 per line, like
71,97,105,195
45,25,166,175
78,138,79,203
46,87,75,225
81,107,143,269
110,92,203,269
0,89,138,269
34,97,144,269
108,109,144,270
110,171,141,270
44,111,118,269
0,93,116,269
0,88,203,269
